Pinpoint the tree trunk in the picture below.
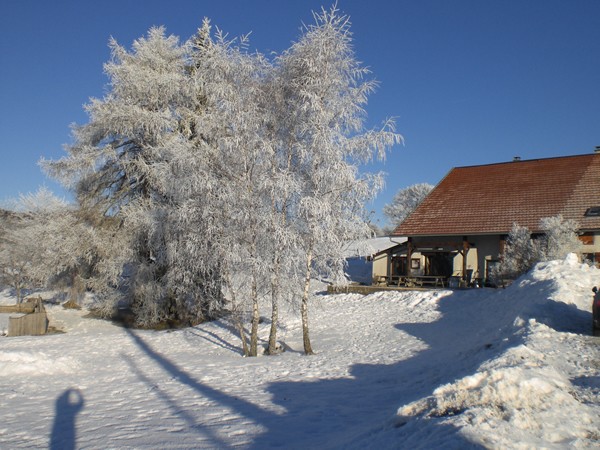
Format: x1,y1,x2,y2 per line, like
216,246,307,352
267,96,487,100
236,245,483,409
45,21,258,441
64,270,83,310
266,197,280,356
266,144,293,356
224,268,249,357
15,282,22,304
301,246,314,355
230,287,249,357
266,283,279,355
249,273,259,357
237,321,249,357
267,249,282,354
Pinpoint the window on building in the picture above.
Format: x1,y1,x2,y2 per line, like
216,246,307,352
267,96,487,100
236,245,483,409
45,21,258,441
584,207,600,217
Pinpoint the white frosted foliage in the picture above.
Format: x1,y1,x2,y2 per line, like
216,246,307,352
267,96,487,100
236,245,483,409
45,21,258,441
36,7,401,350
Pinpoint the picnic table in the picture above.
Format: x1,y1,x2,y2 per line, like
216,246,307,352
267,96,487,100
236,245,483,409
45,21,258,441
401,275,446,288
373,275,446,288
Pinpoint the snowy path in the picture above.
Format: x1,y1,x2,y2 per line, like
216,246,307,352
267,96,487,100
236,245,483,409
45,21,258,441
1,255,600,448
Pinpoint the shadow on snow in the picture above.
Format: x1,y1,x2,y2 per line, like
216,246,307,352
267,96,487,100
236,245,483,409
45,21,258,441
120,279,591,448
49,388,85,450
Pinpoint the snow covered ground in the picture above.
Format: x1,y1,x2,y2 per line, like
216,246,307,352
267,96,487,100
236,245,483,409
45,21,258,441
1,254,599,449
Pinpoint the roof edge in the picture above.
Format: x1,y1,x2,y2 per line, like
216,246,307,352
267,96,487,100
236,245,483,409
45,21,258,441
452,152,598,171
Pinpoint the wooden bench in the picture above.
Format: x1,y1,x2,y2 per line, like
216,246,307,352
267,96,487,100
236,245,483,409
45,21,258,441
402,276,446,288
372,275,446,288
372,275,389,286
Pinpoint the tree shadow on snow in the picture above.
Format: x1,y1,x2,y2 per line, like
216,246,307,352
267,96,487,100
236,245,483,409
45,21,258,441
185,325,243,355
246,289,515,449
122,279,592,448
124,327,273,447
251,279,593,448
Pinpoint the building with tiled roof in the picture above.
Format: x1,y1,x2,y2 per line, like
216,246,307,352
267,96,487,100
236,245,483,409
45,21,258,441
379,152,600,285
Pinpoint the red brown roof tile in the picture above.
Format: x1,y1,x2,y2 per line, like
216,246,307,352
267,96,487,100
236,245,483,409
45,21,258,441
393,153,600,236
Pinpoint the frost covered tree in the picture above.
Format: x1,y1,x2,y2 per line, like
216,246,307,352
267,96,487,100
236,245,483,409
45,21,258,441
539,215,581,261
0,188,120,308
276,6,401,354
491,223,542,284
0,211,35,303
13,189,83,306
41,8,402,354
383,183,433,232
172,20,273,355
492,216,582,285
42,28,220,325
17,189,118,309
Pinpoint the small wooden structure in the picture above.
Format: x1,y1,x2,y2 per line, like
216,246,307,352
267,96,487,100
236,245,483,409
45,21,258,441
0,297,48,337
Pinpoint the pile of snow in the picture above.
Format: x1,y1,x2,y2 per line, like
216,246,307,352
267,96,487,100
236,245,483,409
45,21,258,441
0,254,598,448
386,254,600,448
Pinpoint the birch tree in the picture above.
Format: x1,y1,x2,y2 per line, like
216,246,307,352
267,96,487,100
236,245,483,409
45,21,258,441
277,6,401,354
170,20,273,354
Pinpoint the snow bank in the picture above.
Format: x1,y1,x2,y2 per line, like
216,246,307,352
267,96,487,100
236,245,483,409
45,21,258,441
396,342,597,447
393,255,600,448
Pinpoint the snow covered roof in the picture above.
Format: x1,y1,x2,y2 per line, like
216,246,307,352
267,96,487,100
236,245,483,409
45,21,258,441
394,153,600,236
344,236,407,258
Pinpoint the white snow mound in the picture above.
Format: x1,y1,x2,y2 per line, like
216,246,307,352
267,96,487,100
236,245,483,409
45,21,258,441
393,254,600,448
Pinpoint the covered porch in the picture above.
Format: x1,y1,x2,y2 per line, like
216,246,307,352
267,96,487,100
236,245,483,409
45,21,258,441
373,235,494,288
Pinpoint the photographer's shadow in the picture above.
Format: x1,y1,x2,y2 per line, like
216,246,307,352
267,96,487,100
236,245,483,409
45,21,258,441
50,388,85,450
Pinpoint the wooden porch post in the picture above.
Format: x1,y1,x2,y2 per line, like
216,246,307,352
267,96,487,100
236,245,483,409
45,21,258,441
407,238,413,276
462,236,469,280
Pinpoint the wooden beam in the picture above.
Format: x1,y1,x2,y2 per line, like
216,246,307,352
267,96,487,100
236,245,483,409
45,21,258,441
462,236,469,280
407,238,413,276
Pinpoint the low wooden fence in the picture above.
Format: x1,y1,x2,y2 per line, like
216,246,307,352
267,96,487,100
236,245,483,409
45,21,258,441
1,298,48,337
327,284,434,295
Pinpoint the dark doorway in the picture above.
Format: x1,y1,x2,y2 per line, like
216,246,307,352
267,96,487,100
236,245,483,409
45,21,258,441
391,256,407,276
425,253,453,276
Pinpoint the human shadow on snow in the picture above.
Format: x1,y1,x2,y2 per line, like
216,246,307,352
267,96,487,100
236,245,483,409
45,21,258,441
49,388,85,450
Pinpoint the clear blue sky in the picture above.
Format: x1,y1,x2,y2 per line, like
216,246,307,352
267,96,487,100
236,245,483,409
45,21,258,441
1,0,599,227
